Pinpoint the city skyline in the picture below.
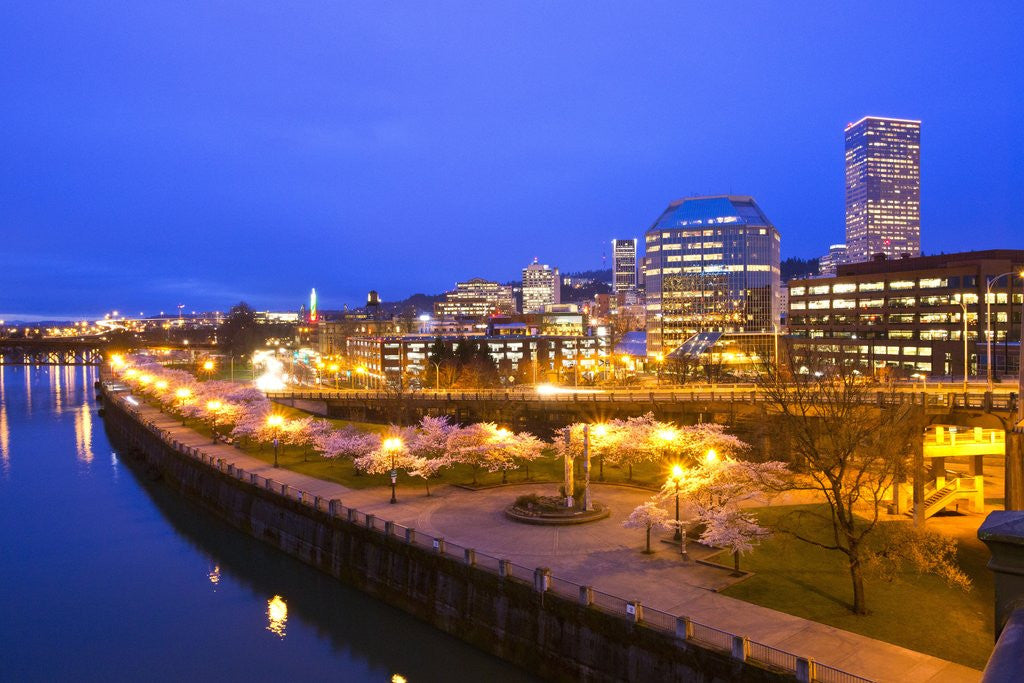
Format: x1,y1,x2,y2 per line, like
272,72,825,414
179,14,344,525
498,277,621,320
2,3,1021,318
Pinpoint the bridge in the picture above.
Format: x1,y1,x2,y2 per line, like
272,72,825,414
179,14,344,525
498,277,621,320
268,385,1019,431
0,338,221,366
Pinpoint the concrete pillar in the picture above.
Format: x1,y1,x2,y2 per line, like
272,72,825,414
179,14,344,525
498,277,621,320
1007,432,1024,511
579,585,593,606
250,473,257,485
464,548,476,566
328,499,339,516
533,567,550,592
347,508,358,523
795,657,815,683
313,495,322,511
405,528,416,544
731,635,749,661
971,455,985,476
280,483,288,496
675,616,693,640
384,521,394,536
978,511,1024,637
913,437,926,527
365,514,375,529
433,537,445,554
498,559,510,579
265,479,274,491
975,475,986,512
626,600,643,623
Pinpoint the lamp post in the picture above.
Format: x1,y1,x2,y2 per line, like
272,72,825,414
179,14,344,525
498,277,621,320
383,437,403,504
431,360,441,391
592,423,607,481
206,400,222,444
267,415,284,467
329,363,339,389
174,387,192,425
958,300,969,393
670,463,684,542
986,272,1023,391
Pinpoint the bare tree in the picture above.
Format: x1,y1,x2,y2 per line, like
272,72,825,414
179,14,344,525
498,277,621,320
759,352,944,614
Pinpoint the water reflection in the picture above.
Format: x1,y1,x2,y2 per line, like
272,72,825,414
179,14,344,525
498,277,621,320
51,365,63,415
266,595,288,638
74,403,94,463
208,565,221,589
0,403,9,476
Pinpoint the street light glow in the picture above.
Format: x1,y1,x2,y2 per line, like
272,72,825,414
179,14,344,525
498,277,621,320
383,437,403,450
671,463,684,480
705,449,718,464
175,388,192,400
266,415,284,428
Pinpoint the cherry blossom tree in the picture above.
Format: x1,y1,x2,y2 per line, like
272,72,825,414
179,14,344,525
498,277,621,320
313,426,379,463
622,499,675,554
696,503,770,572
604,414,662,480
407,416,456,493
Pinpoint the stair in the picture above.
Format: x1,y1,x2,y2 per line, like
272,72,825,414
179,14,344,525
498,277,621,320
910,478,976,519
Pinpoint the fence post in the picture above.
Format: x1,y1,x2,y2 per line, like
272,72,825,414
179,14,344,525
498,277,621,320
676,616,693,640
405,527,416,544
313,495,321,511
464,548,476,566
579,585,594,606
329,500,339,516
498,559,510,579
280,483,288,496
433,537,445,554
795,657,815,683
265,479,274,491
533,567,551,592
250,473,257,485
731,635,749,661
626,600,643,623
384,521,394,536
365,514,375,529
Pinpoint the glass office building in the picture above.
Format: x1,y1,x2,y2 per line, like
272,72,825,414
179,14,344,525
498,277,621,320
845,116,921,263
644,195,781,355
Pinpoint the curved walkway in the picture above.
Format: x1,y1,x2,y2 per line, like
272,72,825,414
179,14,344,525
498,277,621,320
117,387,980,683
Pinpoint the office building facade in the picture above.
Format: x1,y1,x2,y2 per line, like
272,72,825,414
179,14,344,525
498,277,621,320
522,260,561,312
787,250,1024,377
612,238,638,302
819,244,849,276
434,277,516,318
644,195,781,355
845,116,921,263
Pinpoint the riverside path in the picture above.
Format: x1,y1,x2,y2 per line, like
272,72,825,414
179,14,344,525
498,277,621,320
110,384,981,683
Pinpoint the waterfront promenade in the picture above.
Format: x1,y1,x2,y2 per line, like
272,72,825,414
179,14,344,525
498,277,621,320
116,388,981,683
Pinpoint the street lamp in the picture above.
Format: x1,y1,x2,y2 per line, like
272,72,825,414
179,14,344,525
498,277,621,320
985,272,1024,391
957,300,969,393
174,387,192,425
206,400,222,444
267,415,284,467
670,463,684,543
202,359,215,378
383,437,403,503
329,363,340,389
430,360,441,391
705,448,718,465
592,423,608,481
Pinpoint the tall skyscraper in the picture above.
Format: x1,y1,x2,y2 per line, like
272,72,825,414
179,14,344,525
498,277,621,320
521,259,560,312
844,116,921,263
644,195,781,355
612,238,638,301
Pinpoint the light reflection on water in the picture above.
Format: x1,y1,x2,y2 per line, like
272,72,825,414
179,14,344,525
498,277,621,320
74,402,94,463
266,595,288,638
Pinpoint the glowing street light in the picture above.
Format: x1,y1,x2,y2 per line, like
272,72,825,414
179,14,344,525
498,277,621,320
669,464,687,552
705,448,718,465
267,415,285,467
382,437,404,504
592,423,608,481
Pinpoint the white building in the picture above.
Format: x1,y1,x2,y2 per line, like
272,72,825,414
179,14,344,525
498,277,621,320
819,244,849,276
612,238,638,302
522,259,560,313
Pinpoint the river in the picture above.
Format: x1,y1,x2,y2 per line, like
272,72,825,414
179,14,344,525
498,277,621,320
0,365,535,682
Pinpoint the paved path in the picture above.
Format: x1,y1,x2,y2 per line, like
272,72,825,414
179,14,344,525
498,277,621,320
114,387,982,683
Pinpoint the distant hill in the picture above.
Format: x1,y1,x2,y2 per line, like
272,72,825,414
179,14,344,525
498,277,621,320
781,257,819,282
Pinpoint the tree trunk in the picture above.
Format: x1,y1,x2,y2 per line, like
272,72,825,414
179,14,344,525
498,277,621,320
425,478,431,496
645,527,652,553
629,463,633,481
502,470,507,484
733,551,740,572
849,555,867,614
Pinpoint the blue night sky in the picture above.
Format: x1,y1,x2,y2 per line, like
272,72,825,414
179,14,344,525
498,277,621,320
2,2,1021,320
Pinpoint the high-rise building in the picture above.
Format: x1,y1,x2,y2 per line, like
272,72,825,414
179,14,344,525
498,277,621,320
819,244,849,276
434,277,516,318
522,259,560,312
644,195,781,355
612,238,638,301
844,116,921,263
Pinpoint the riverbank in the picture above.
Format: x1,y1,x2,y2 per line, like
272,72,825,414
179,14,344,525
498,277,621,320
99,375,980,682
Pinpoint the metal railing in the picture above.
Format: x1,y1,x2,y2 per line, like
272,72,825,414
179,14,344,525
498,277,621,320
266,387,1016,412
105,385,876,683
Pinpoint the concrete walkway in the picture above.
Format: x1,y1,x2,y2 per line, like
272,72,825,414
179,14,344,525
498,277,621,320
115,387,982,683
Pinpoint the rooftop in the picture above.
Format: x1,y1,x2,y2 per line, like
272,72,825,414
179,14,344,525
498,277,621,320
648,195,773,232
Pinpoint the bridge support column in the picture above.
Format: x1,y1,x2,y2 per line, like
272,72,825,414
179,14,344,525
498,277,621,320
970,455,985,476
1006,432,1024,511
913,437,926,527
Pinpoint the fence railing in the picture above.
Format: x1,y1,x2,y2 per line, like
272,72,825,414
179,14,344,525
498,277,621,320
266,387,1016,413
105,383,876,683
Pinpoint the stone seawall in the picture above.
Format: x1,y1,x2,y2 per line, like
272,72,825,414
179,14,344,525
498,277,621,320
101,390,793,683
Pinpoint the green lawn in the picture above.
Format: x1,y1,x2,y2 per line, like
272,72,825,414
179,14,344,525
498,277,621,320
717,504,992,670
